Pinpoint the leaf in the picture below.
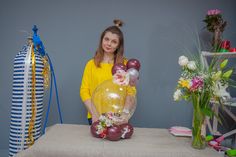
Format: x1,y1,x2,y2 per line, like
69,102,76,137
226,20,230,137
220,59,228,69
201,107,213,118
222,69,233,79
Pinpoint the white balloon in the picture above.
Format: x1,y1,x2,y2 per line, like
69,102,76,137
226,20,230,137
127,68,139,86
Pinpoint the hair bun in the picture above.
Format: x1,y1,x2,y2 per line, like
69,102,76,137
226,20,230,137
113,19,124,28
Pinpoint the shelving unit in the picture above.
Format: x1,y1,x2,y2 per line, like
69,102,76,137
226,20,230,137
201,51,236,147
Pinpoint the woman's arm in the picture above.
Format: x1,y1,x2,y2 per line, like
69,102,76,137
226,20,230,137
80,60,100,123
115,95,136,125
83,99,99,123
123,95,136,118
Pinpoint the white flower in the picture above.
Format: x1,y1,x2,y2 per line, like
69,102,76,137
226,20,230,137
187,61,196,70
99,115,106,121
96,125,104,134
173,89,182,101
97,124,103,131
105,119,113,127
178,56,189,66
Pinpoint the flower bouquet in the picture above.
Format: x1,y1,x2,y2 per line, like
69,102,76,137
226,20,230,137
203,9,227,52
174,55,234,149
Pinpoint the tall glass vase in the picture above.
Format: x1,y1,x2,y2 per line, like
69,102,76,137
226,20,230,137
191,95,206,149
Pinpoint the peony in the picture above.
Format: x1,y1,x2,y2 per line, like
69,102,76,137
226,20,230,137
173,89,182,101
178,56,189,66
187,61,197,70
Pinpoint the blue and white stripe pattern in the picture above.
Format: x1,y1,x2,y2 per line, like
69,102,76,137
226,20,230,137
9,44,44,157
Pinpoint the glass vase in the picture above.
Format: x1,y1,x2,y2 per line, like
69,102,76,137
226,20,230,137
191,96,206,149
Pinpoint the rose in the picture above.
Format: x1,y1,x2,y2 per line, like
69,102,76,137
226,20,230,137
187,61,197,70
178,56,189,66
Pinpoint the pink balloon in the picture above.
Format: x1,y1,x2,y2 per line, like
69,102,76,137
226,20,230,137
111,63,127,75
90,121,101,138
127,59,141,71
106,125,122,141
120,123,134,139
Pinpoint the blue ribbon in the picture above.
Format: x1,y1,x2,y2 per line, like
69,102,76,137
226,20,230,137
32,25,63,134
32,25,46,57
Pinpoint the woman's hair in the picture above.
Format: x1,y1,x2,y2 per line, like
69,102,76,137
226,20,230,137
94,19,124,67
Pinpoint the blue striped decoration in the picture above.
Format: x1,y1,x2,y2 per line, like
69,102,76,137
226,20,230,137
9,44,45,157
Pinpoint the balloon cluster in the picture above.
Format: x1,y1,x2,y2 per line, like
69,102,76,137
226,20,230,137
112,59,141,86
90,112,134,141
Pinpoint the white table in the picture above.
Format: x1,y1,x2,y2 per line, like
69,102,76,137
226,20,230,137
16,124,222,157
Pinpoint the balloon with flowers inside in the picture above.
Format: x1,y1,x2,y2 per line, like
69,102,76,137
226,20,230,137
90,58,141,141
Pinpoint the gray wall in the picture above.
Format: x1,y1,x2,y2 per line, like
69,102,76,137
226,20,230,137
1,0,236,153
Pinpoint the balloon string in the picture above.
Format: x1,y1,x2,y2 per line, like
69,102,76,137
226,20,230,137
42,53,63,134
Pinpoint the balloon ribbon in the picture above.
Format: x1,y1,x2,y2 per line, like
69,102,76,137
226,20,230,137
27,45,36,146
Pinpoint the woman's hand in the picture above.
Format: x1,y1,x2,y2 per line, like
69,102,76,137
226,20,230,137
115,119,128,125
84,99,100,123
113,113,129,125
92,114,99,123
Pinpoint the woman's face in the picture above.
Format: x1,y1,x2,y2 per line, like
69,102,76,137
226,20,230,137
102,32,120,54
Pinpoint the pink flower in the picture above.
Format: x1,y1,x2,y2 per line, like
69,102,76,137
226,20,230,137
113,70,129,86
190,77,204,91
207,9,221,16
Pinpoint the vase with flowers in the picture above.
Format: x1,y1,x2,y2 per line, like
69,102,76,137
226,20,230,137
173,55,234,149
203,9,227,52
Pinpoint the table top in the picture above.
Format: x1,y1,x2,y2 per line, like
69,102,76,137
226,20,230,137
16,124,223,157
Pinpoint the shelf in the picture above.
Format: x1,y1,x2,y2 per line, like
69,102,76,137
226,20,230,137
202,51,236,136
210,100,236,107
202,51,236,58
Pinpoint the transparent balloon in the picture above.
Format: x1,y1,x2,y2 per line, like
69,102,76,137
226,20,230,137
92,79,137,123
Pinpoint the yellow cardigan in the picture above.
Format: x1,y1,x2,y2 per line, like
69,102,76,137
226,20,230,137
80,59,136,118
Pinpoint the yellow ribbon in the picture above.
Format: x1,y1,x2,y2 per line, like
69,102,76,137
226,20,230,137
42,56,50,89
27,45,36,146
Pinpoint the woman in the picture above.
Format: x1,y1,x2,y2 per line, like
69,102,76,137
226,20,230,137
80,19,136,125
